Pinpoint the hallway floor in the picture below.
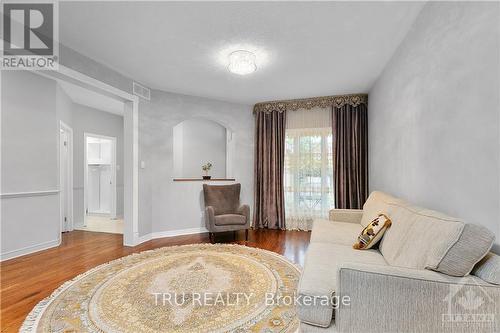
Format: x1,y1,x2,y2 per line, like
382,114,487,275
75,215,124,234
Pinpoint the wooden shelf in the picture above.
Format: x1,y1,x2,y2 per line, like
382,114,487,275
173,178,236,182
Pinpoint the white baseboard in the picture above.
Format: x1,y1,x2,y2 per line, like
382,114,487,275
153,227,209,239
2,228,210,258
133,227,209,246
0,238,61,261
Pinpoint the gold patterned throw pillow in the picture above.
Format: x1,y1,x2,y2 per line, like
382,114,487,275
353,214,392,250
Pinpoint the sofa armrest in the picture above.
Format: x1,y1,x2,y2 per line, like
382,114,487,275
336,263,500,333
328,209,363,224
237,204,250,225
205,206,216,230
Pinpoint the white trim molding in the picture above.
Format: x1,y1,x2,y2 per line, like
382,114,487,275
0,238,61,262
59,121,74,233
132,227,210,245
0,190,59,199
153,227,209,239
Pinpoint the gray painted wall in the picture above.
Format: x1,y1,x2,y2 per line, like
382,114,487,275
369,2,500,251
1,71,60,258
139,90,253,234
2,72,59,193
71,104,124,227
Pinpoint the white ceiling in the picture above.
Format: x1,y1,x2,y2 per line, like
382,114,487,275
59,80,125,116
60,2,425,105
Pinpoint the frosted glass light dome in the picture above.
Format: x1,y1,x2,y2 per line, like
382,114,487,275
227,50,257,75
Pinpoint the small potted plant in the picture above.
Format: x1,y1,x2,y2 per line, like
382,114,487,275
202,162,212,180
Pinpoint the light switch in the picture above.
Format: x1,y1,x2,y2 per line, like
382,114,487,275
116,165,121,171
140,161,146,169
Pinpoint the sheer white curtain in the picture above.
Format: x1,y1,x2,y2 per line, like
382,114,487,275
284,107,334,230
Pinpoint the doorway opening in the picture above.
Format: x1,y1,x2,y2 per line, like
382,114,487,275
42,64,139,245
80,133,123,234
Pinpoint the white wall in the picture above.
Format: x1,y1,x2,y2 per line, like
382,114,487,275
139,90,253,236
173,118,227,178
71,104,124,226
1,71,60,260
369,2,500,252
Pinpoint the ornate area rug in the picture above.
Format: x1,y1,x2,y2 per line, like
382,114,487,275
21,244,301,332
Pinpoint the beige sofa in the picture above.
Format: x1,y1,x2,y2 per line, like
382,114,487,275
298,191,500,333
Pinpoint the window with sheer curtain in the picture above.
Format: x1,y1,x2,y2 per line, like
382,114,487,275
284,107,334,230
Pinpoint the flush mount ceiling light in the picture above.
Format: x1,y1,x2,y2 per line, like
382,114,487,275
227,50,257,75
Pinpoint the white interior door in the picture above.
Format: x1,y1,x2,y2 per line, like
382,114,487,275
100,165,111,213
88,165,101,213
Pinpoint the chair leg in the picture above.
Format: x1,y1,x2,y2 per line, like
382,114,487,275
245,229,248,242
233,230,236,240
209,232,214,244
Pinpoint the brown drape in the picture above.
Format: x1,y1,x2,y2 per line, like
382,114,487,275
332,104,368,209
253,110,286,229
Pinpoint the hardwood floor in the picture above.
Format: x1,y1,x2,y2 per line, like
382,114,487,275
0,229,310,332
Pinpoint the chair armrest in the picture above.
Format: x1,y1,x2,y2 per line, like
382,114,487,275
237,204,250,224
328,209,363,224
336,263,500,333
205,206,216,230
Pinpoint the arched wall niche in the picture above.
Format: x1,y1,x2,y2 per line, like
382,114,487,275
173,117,235,179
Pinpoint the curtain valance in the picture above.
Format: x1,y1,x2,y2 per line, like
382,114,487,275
253,93,367,113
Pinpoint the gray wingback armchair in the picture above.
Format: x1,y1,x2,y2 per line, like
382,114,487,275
202,183,250,243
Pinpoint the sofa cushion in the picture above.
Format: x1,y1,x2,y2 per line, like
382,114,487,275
360,191,407,227
379,204,465,270
214,214,246,226
297,243,387,327
376,200,421,264
310,219,363,245
434,224,494,277
471,252,500,285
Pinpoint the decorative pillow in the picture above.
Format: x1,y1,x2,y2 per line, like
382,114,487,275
353,214,392,250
